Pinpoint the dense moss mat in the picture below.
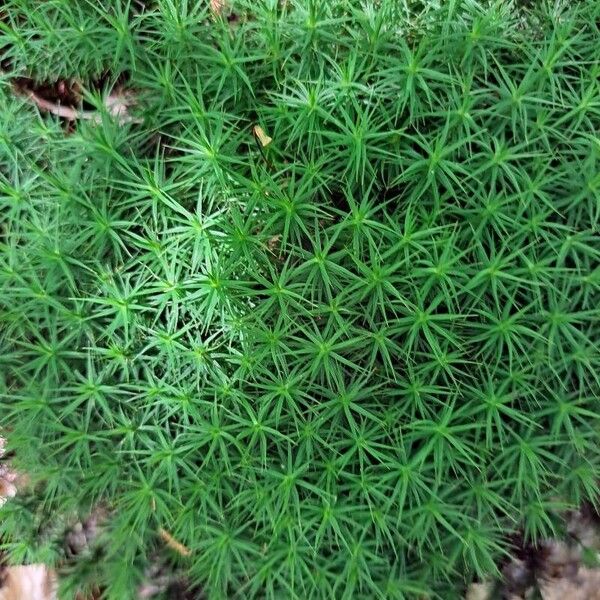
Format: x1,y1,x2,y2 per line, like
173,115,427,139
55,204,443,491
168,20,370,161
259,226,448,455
1,1,599,598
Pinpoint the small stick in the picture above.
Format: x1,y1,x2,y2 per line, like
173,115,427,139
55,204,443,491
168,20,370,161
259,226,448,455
15,86,142,124
24,89,98,121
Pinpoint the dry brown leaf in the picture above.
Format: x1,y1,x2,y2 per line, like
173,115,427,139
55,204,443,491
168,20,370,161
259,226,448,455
159,528,191,557
0,566,56,600
0,478,16,504
0,438,17,507
541,567,600,600
104,89,140,123
253,125,273,147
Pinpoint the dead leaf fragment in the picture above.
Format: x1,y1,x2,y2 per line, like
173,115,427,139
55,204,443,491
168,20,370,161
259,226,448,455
210,0,228,17
267,234,281,252
253,125,273,147
0,565,56,600
465,582,494,600
0,438,17,506
541,567,600,600
159,528,191,557
0,478,16,504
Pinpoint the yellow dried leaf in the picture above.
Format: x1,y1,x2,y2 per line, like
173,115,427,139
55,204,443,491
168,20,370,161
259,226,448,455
253,125,273,147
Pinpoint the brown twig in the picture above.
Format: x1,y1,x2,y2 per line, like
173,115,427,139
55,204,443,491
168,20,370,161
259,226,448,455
14,86,142,125
24,89,97,121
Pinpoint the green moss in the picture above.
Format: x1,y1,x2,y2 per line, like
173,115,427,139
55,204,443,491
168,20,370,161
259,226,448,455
1,0,599,598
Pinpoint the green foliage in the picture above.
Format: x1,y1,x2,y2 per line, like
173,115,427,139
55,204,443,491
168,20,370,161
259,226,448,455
1,0,600,598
